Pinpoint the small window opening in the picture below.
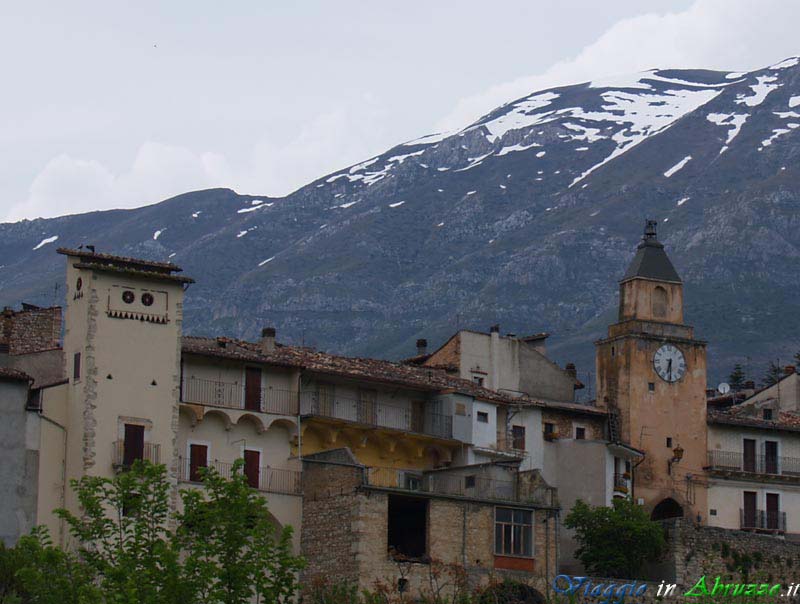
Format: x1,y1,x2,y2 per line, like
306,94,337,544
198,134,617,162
575,426,586,440
666,437,673,448
473,376,484,386
477,411,489,423
388,495,428,560
73,352,81,380
512,425,526,450
544,422,555,435
648,382,655,392
465,475,476,488
763,409,773,421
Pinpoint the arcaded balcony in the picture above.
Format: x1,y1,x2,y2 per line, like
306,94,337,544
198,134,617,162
299,391,453,439
181,377,299,415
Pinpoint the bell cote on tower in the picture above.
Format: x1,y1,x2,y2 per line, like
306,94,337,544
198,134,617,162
618,220,684,325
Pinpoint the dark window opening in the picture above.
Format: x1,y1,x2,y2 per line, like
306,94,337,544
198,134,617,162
473,376,484,386
388,495,427,560
512,425,526,450
666,437,673,448
765,441,779,474
763,409,773,421
495,507,533,557
465,475,476,488
123,424,145,467
73,352,81,380
245,367,262,412
543,422,555,435
648,382,655,392
189,444,208,482
244,449,260,488
404,474,422,490
611,346,615,357
710,509,717,516
477,411,489,423
575,427,586,440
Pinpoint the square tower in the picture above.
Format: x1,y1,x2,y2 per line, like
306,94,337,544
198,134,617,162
58,248,193,515
595,222,707,522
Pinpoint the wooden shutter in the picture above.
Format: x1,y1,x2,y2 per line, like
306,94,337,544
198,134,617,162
123,424,144,467
512,425,526,450
743,438,756,472
245,367,262,411
189,444,208,482
764,441,778,474
766,493,780,529
742,491,757,528
411,401,425,433
244,450,260,489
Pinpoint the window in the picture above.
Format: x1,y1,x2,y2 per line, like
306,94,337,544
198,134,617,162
243,449,260,488
404,474,422,490
575,426,586,440
763,409,773,421
388,495,427,560
455,403,467,416
653,286,668,318
710,509,717,516
495,507,533,557
648,382,655,392
666,437,673,448
473,376,484,386
543,422,555,435
611,346,615,357
465,475,476,488
512,425,526,450
189,443,208,482
122,424,145,467
477,411,489,423
73,352,81,380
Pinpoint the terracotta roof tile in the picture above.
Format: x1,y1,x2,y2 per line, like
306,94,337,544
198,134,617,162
708,409,800,432
0,367,33,383
182,336,530,406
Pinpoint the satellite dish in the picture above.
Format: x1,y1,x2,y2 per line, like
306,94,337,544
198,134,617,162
718,382,731,394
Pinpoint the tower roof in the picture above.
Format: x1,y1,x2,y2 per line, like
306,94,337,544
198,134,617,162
621,220,681,283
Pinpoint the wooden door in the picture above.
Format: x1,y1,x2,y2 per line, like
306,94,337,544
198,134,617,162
512,425,526,450
743,491,757,528
411,400,425,433
743,439,756,472
766,493,780,529
317,383,334,416
123,424,144,466
359,389,377,425
244,450,260,489
245,367,262,411
764,441,778,474
189,444,208,482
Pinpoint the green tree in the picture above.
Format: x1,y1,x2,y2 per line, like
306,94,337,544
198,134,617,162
56,461,190,604
728,364,746,391
0,526,100,604
177,459,304,604
563,498,665,578
762,360,784,388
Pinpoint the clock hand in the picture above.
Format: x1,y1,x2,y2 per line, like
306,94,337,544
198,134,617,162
668,358,672,380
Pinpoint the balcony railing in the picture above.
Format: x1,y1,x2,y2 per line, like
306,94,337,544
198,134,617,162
707,450,800,477
366,466,557,507
740,508,787,532
181,377,299,415
300,391,453,439
177,457,301,495
112,441,161,467
495,434,527,457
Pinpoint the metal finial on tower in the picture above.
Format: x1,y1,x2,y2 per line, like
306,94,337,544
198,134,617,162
643,219,658,241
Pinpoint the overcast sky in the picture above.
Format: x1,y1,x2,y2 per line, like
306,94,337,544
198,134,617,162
2,0,799,222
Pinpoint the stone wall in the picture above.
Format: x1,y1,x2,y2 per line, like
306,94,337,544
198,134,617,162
301,448,556,599
0,306,61,356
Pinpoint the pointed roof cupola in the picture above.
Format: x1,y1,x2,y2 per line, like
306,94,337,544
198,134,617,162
621,220,681,283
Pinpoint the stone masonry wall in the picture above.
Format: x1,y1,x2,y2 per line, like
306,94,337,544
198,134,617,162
0,306,61,356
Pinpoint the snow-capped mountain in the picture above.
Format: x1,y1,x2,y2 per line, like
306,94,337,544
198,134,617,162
4,57,800,383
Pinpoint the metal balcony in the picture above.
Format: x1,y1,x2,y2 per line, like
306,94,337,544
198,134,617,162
177,457,301,495
180,377,299,415
740,508,786,532
707,450,800,477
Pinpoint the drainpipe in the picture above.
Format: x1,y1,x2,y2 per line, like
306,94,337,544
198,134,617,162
462,502,467,568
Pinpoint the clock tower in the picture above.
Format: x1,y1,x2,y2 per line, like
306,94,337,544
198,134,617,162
596,221,707,521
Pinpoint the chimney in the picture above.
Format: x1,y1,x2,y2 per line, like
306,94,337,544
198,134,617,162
785,365,796,376
416,338,428,356
565,363,577,378
260,327,276,353
489,324,500,334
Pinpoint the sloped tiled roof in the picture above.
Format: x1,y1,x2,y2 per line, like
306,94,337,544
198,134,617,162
621,223,681,283
0,367,33,383
182,336,531,406
708,409,800,433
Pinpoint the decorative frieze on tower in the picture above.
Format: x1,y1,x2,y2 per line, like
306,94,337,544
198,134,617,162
595,221,707,522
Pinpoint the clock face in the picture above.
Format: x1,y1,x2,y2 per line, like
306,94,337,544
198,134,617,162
653,344,686,383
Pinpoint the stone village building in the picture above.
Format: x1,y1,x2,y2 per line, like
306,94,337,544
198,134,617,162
1,223,799,596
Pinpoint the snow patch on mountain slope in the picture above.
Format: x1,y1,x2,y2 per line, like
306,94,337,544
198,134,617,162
32,235,58,250
664,156,692,177
761,123,800,148
736,75,781,107
706,113,749,153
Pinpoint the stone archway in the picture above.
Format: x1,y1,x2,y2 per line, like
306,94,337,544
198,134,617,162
651,497,683,521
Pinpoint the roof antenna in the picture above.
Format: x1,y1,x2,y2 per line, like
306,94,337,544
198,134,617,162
86,245,96,253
